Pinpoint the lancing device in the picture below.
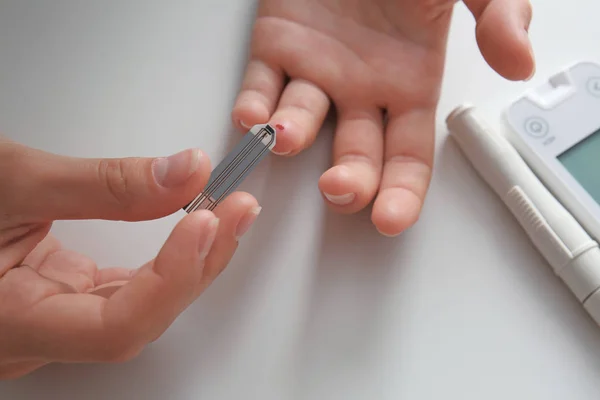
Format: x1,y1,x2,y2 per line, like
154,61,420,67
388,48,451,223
446,104,600,326
183,123,276,213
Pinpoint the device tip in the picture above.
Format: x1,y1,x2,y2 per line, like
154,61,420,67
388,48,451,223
446,103,474,126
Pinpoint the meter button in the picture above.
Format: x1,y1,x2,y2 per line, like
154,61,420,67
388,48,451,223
587,77,600,97
524,117,549,138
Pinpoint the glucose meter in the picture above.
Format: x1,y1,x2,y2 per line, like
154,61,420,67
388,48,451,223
503,61,600,241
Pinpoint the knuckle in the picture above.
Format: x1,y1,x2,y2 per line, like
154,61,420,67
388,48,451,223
338,152,379,170
286,103,315,119
385,154,432,174
97,158,134,212
246,87,272,108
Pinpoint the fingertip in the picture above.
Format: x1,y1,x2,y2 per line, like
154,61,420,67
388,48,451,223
177,210,220,254
170,149,211,214
319,165,367,213
232,59,285,132
123,147,213,220
216,192,261,241
477,27,534,81
186,208,219,227
191,149,213,185
371,188,422,237
231,98,271,132
153,148,213,207
267,79,331,156
213,191,260,233
268,121,306,156
198,192,261,288
155,208,217,270
471,0,535,81
221,191,259,209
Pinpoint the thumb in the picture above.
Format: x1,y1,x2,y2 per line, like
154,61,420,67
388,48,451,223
0,139,211,222
463,0,536,81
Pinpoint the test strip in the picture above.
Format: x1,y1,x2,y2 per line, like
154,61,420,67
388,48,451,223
183,123,276,213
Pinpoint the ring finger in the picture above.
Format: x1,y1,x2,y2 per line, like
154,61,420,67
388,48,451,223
318,106,384,213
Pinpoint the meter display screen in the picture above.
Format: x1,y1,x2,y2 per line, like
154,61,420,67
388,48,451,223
557,128,600,205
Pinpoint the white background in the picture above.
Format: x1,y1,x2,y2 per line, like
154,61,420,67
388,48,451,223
1,0,600,399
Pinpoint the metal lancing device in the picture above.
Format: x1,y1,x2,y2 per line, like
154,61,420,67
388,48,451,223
183,123,276,213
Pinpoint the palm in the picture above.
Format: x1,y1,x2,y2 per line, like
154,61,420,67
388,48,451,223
254,0,449,108
0,230,134,377
2,231,130,300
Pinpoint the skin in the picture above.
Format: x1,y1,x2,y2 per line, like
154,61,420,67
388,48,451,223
0,140,261,379
0,0,534,380
232,0,535,236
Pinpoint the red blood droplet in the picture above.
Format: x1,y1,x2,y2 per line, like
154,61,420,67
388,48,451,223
275,124,285,132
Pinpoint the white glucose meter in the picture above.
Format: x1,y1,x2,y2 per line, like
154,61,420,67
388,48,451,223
503,61,600,241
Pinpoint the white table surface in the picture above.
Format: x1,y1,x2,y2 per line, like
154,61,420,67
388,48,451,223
2,0,600,398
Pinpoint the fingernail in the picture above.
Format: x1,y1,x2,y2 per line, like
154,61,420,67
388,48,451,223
199,217,220,259
377,228,402,238
324,192,356,206
271,149,292,156
153,149,200,188
235,206,261,240
240,120,251,129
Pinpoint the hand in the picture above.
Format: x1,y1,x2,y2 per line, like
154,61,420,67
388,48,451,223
232,0,535,236
0,139,261,380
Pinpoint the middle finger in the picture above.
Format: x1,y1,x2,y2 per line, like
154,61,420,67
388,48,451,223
318,106,384,214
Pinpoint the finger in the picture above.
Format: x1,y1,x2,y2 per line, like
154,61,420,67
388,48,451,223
194,191,261,297
103,210,221,343
463,0,535,80
105,192,260,344
372,109,434,237
267,79,330,156
0,140,211,222
318,107,384,213
231,59,286,131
